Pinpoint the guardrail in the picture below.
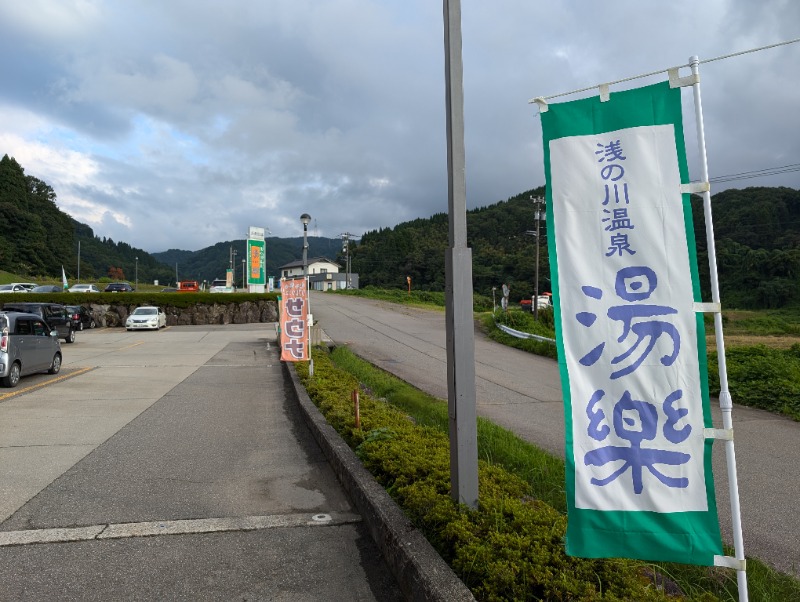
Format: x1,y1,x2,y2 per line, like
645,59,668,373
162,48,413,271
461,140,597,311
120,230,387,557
495,321,556,344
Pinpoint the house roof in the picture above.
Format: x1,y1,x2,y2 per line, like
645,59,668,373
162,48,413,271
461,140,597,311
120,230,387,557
277,256,341,270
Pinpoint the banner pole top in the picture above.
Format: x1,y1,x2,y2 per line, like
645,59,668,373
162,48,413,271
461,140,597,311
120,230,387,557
529,37,800,106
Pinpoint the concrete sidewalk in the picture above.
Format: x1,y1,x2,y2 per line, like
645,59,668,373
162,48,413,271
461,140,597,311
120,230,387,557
0,327,469,600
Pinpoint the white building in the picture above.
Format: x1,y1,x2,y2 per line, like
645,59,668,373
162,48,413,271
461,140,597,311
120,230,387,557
278,257,359,291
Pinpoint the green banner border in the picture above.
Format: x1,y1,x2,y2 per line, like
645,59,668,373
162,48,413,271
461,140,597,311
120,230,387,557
541,82,722,565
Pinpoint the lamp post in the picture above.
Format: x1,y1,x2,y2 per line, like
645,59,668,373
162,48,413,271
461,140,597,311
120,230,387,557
242,259,246,291
135,256,138,291
232,249,237,288
531,196,545,320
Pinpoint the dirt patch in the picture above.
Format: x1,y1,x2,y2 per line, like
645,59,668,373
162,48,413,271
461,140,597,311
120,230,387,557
706,334,800,352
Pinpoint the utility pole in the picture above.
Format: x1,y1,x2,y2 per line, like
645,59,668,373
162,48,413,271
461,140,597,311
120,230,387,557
340,232,356,289
531,195,545,320
443,0,478,509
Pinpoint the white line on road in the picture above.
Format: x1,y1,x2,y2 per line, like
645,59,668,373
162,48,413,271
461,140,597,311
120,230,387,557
0,512,361,547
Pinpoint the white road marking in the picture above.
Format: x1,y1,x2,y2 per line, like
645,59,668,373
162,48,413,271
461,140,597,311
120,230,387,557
0,512,360,547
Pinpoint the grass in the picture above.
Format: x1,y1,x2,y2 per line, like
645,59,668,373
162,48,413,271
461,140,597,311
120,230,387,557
318,345,800,601
329,346,567,511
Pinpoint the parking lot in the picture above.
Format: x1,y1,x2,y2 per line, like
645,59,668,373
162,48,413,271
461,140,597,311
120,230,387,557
0,324,269,522
0,323,401,600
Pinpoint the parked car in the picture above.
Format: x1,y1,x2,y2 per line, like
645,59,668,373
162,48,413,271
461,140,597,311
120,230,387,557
0,311,62,387
125,306,166,331
65,305,96,330
519,294,553,312
104,282,133,293
0,284,31,293
1,302,77,343
69,284,100,293
30,285,65,293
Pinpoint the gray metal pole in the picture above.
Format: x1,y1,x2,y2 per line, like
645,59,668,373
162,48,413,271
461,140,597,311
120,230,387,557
443,0,478,509
532,196,543,320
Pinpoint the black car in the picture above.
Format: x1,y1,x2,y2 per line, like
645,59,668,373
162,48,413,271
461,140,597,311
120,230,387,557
105,282,134,293
1,302,77,343
65,305,96,330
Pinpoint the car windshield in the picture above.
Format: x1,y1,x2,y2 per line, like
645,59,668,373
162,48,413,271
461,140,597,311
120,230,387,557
132,308,157,315
0,285,15,291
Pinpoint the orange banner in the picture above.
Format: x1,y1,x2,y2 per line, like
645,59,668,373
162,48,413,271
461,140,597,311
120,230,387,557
280,278,309,362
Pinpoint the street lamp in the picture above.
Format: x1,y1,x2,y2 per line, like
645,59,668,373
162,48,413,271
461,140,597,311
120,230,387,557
241,259,246,291
301,213,311,315
135,256,138,291
300,213,311,279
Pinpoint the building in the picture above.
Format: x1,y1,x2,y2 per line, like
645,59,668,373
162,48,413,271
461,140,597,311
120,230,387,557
277,257,359,291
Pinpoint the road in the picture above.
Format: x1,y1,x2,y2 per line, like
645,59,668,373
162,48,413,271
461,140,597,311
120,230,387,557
310,291,800,578
0,324,401,600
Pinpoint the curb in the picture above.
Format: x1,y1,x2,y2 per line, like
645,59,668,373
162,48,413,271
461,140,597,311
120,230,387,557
284,361,475,602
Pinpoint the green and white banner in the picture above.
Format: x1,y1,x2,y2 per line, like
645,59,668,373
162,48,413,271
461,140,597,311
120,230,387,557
541,82,723,565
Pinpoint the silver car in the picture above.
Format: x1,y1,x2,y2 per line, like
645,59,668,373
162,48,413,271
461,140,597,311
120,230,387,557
0,311,62,388
0,284,31,294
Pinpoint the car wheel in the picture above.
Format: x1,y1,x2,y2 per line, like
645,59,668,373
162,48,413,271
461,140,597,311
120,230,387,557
48,353,62,375
65,329,76,344
89,319,96,329
2,362,21,388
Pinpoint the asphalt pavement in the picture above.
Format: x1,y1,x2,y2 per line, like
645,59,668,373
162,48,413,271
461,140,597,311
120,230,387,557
0,325,469,601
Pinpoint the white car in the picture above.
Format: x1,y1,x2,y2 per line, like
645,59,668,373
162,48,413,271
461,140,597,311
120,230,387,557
0,283,31,293
69,284,101,293
125,306,167,331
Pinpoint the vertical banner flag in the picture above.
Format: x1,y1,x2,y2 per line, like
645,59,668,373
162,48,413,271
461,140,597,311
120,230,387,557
280,278,309,362
61,266,68,290
541,82,722,565
247,239,266,286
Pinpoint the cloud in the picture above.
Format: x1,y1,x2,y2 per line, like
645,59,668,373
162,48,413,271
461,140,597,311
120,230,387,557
0,0,797,253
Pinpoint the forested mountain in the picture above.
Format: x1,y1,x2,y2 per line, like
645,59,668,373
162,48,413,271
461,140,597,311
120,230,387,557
692,186,800,308
0,154,178,285
353,185,800,309
0,154,74,276
352,187,550,299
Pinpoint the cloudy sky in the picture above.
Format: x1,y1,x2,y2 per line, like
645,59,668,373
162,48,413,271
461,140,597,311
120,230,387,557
1,1,798,253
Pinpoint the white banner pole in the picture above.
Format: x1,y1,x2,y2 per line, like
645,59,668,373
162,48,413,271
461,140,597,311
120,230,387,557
689,55,748,601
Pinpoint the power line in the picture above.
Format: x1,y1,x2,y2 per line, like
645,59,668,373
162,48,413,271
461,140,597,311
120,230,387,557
709,163,800,184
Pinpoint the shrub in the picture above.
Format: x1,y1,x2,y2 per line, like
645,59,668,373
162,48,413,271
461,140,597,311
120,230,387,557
297,348,680,601
707,345,800,421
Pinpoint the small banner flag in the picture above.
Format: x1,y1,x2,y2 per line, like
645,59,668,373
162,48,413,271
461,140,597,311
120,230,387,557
280,278,309,362
61,266,68,290
541,82,723,565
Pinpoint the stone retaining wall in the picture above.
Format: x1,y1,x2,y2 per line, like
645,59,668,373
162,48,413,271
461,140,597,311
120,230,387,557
84,300,279,327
